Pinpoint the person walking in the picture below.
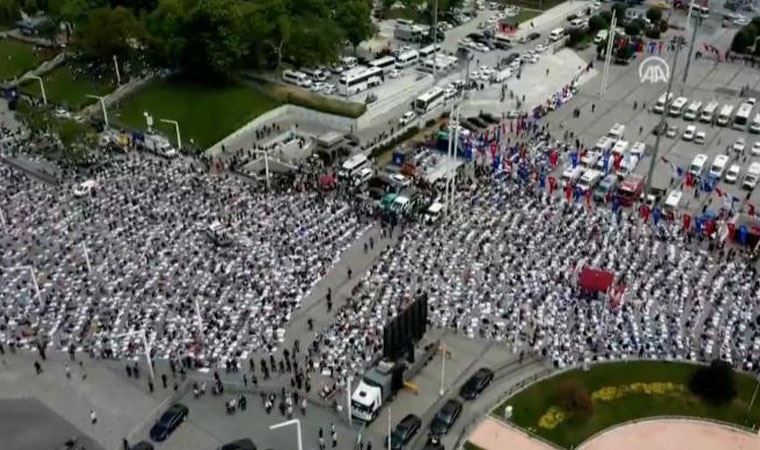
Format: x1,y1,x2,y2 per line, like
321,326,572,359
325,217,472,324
65,364,71,379
301,397,307,416
34,361,42,375
148,380,154,393
90,410,97,425
161,373,168,389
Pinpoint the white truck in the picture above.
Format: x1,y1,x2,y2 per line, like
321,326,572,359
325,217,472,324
142,134,178,158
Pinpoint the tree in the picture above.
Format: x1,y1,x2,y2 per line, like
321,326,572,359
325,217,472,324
0,0,21,24
646,6,663,23
732,25,757,53
611,3,627,22
689,360,737,405
624,18,644,37
76,7,145,61
588,14,609,34
567,28,587,48
556,379,593,417
335,0,374,55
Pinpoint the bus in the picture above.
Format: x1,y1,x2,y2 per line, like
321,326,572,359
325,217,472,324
282,70,312,87
668,96,688,116
700,100,719,122
683,100,702,120
338,66,384,96
717,104,734,126
338,153,370,180
733,102,753,130
395,50,419,69
419,44,441,58
653,93,673,114
369,56,397,74
414,87,445,114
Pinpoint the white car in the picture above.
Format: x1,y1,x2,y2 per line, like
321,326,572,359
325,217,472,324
748,97,757,105
310,82,326,92
481,67,494,78
389,69,400,79
682,125,696,141
752,141,760,156
525,54,539,64
694,130,706,144
73,180,98,197
444,87,457,99
666,125,678,138
734,15,751,26
726,164,741,183
470,70,480,79
322,84,336,95
734,138,746,153
458,38,472,47
475,43,491,52
534,44,547,53
399,111,416,125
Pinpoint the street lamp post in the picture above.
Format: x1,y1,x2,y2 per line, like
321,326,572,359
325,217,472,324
254,150,271,190
270,419,303,450
160,119,181,150
81,243,92,273
439,341,446,396
387,406,392,449
682,2,702,84
113,54,122,85
86,95,109,129
0,207,6,226
29,75,47,105
347,375,353,425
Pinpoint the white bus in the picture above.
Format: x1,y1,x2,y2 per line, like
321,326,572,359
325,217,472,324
369,56,397,74
414,87,445,114
395,50,419,69
751,113,760,134
717,104,734,126
668,96,689,116
338,153,370,180
733,102,753,130
282,70,312,87
419,44,441,58
683,100,702,120
700,100,719,122
338,66,383,96
653,93,674,114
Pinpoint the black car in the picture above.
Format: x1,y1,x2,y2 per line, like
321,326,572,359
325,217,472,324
429,399,462,436
652,121,669,136
130,442,154,450
149,403,189,442
528,32,541,41
389,414,422,449
460,367,494,400
219,439,257,450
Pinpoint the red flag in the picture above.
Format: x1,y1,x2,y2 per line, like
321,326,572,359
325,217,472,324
715,187,725,197
749,203,756,216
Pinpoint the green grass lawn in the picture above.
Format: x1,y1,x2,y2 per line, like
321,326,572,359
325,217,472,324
115,78,282,149
497,361,760,449
20,64,115,110
0,38,49,82
517,8,542,24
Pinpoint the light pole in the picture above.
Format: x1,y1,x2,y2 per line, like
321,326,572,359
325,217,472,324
645,39,682,194
749,375,760,415
387,406,392,449
432,0,438,77
113,54,122,85
114,330,155,382
6,265,42,305
160,119,181,150
346,375,353,425
254,150,271,190
81,243,92,273
86,95,109,129
439,341,446,396
29,75,47,105
600,11,617,98
0,207,6,225
270,419,303,450
682,2,702,84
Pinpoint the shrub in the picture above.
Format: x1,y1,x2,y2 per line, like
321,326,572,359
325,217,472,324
689,360,737,405
732,26,758,53
588,14,609,34
556,379,593,417
646,7,663,23
567,28,588,48
624,19,644,37
659,19,669,33
645,28,661,39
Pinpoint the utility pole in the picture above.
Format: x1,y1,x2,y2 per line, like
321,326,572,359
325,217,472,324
682,2,702,84
387,407,392,450
600,11,617,98
346,375,353,425
439,341,447,396
432,0,438,77
646,39,682,194
81,243,91,273
86,95,109,129
29,75,47,105
113,54,122,85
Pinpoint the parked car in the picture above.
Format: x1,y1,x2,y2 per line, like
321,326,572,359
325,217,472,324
149,403,189,442
389,69,400,78
734,137,746,153
726,164,741,183
682,125,696,141
694,130,706,144
460,367,494,400
130,442,155,450
218,439,257,450
752,141,760,156
429,399,463,436
399,111,416,125
389,414,422,449
665,124,678,138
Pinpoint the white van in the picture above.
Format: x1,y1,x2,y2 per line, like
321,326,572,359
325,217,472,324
608,123,625,140
683,100,702,120
423,201,445,223
549,27,565,41
688,154,708,177
743,162,760,190
751,113,760,134
668,96,689,116
709,154,729,178
561,165,583,185
700,101,719,122
282,70,312,87
717,104,734,126
594,29,608,44
663,190,683,216
577,169,603,192
340,56,358,68
653,93,674,114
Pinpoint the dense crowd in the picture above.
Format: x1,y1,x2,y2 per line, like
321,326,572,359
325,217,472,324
0,153,369,365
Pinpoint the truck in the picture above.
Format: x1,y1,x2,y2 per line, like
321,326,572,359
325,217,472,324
351,339,439,422
142,134,178,158
617,174,645,207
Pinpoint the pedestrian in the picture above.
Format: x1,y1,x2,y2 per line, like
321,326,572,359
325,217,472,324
243,374,248,387
123,438,130,450
332,430,337,448
173,382,179,391
34,361,42,374
161,373,168,389
65,364,71,379
591,103,595,113
301,397,307,415
90,410,97,425
148,380,154,393
126,364,132,378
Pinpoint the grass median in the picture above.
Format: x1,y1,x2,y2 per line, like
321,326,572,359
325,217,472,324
0,38,51,82
497,361,760,449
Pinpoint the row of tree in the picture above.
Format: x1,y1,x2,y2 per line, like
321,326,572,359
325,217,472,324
1,0,377,80
731,16,760,54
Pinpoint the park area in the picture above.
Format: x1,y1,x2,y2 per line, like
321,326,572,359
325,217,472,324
496,361,760,449
0,38,51,82
20,63,115,110
115,78,282,149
